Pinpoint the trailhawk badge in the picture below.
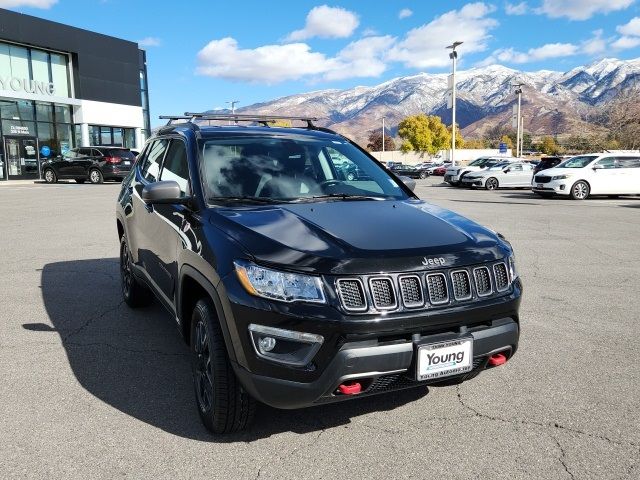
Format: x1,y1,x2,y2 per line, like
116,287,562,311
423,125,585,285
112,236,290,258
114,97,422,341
421,257,446,267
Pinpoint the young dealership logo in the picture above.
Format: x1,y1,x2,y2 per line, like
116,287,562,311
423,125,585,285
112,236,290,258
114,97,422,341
0,76,55,96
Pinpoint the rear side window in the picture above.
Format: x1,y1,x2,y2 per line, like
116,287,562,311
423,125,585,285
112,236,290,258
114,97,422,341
616,157,640,168
106,149,135,160
78,148,92,156
141,139,168,182
160,140,189,193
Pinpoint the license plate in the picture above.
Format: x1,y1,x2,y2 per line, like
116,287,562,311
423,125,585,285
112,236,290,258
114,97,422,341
123,161,131,165
537,183,543,188
417,338,473,381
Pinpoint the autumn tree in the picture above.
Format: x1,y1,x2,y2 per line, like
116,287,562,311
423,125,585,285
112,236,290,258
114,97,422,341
398,114,451,155
464,138,487,149
538,136,562,155
367,131,396,151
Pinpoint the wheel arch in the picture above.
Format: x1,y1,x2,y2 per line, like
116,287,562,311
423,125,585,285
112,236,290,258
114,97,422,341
178,265,238,364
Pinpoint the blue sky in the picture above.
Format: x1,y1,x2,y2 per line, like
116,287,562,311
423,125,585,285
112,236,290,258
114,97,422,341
5,0,640,126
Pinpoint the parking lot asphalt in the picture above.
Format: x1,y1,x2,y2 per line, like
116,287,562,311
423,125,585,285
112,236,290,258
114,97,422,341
1,178,639,479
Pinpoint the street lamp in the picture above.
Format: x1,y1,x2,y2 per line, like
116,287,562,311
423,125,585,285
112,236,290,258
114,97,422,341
226,100,240,114
512,83,523,157
382,116,386,153
446,41,463,166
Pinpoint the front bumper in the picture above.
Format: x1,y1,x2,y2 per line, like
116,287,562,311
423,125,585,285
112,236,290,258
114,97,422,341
444,174,461,183
461,178,483,187
532,180,570,195
235,318,519,409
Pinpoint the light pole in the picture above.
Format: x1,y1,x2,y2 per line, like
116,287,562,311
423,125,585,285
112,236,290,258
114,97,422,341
447,41,463,166
512,84,523,157
382,116,385,153
226,100,240,114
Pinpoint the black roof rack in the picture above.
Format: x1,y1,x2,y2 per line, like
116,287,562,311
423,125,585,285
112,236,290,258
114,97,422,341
160,113,319,129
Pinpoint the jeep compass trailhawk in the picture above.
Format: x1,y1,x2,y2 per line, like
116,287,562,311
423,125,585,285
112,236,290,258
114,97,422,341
116,114,521,434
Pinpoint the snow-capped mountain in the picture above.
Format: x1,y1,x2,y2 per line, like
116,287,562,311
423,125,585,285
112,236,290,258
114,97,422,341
217,58,640,145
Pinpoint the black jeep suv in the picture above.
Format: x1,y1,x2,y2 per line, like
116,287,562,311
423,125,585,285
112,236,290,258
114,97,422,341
116,114,521,434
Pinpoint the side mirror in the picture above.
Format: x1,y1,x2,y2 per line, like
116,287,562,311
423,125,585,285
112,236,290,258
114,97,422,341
142,180,190,205
504,168,510,173
398,176,416,191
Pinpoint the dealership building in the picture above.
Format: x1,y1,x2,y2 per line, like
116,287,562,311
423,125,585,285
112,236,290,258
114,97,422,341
0,8,150,181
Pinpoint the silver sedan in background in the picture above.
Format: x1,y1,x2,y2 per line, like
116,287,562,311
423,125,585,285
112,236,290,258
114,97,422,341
461,162,535,190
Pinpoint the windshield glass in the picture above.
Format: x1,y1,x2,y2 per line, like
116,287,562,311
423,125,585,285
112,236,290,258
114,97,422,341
557,155,597,168
200,135,410,203
468,158,491,167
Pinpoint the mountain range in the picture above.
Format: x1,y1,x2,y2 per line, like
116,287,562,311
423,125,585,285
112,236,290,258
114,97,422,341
214,58,640,146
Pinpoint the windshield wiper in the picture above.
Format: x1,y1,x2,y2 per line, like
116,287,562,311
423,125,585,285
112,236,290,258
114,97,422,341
291,194,390,202
208,195,280,204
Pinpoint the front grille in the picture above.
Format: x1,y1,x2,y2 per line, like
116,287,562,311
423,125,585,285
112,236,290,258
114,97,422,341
369,277,397,309
336,279,367,312
473,267,492,296
493,263,509,291
399,275,424,308
365,374,419,393
450,270,472,300
535,175,551,183
426,273,448,304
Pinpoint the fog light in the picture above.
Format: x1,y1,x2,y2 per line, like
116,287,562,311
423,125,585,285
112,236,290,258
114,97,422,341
259,336,276,352
248,324,324,367
559,184,565,190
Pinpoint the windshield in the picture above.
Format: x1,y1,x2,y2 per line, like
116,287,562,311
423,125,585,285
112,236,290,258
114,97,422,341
557,155,597,168
468,157,492,167
200,135,410,203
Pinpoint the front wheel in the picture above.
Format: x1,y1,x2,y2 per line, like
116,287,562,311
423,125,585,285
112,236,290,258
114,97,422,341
570,181,590,200
485,177,499,190
191,298,256,434
89,169,103,184
43,169,57,184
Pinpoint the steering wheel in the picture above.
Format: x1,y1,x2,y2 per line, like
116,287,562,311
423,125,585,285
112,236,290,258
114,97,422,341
319,179,342,190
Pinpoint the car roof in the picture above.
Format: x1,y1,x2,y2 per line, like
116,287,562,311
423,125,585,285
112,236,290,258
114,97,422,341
157,124,344,142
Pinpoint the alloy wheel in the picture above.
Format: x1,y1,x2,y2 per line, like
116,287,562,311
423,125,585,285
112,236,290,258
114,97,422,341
120,241,133,298
44,170,54,183
194,319,214,413
486,178,498,190
572,182,589,200
90,170,101,183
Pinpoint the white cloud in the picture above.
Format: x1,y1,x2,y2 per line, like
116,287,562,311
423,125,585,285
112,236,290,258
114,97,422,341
286,5,359,41
387,2,498,69
398,8,413,19
505,2,528,15
537,0,634,21
617,17,640,36
0,0,57,8
581,29,606,55
196,35,394,84
611,36,640,49
479,42,578,65
138,37,161,48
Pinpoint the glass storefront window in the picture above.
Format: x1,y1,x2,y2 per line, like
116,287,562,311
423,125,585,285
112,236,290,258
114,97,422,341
88,125,136,148
36,102,53,122
112,127,123,146
124,128,135,148
55,104,71,123
9,44,29,80
50,53,69,97
0,99,35,121
0,44,10,78
2,119,36,136
31,50,50,84
100,126,111,145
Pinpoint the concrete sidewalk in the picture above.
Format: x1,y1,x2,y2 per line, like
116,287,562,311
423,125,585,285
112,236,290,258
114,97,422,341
0,179,43,186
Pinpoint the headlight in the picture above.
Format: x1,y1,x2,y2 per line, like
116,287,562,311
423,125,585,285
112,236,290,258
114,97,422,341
234,260,326,303
508,254,518,282
552,174,569,180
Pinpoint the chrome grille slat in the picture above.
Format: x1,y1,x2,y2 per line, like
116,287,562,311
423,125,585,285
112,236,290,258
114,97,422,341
399,275,424,308
493,263,509,292
473,267,492,297
369,277,397,310
426,273,449,305
450,270,472,300
336,279,367,312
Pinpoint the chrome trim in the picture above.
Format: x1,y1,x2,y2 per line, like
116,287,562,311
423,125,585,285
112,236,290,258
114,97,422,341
336,278,368,312
426,272,449,305
473,266,493,297
368,276,398,310
450,269,472,301
493,262,510,292
248,324,324,367
398,274,425,308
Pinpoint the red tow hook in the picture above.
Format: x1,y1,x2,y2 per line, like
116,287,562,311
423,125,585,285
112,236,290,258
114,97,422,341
488,352,508,367
338,381,362,395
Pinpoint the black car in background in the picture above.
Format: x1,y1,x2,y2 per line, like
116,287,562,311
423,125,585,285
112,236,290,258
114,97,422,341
42,147,136,184
533,156,562,175
390,163,430,179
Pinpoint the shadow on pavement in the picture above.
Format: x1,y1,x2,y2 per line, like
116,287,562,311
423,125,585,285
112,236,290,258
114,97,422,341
34,259,428,442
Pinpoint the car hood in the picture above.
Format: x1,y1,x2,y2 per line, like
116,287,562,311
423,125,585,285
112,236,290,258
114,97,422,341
210,200,509,275
534,167,579,177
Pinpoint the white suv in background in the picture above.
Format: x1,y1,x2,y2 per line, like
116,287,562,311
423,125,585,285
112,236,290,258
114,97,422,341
532,153,640,200
445,157,516,186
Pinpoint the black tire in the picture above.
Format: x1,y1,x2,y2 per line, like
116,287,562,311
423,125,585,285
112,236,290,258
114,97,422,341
570,180,589,200
43,168,57,184
89,168,103,184
419,171,428,179
75,178,86,184
120,235,153,308
191,298,256,434
485,177,499,190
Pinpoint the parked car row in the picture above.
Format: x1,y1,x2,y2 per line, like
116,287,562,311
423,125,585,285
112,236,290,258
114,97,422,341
443,153,640,200
42,147,137,184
